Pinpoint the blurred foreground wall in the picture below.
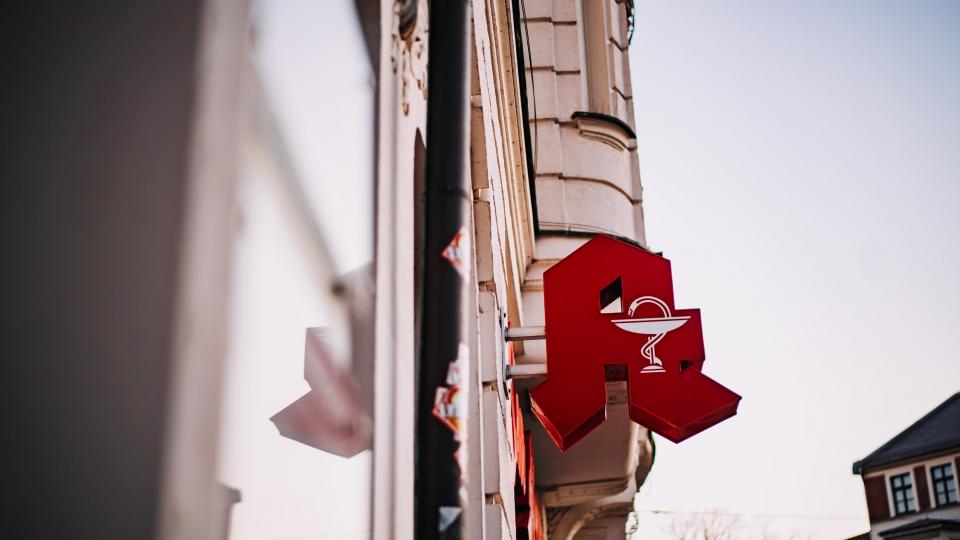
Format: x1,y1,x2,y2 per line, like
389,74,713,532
1,1,248,538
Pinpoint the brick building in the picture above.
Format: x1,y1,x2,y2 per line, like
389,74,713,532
848,393,960,540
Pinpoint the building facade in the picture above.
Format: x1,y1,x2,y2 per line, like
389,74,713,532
371,0,654,537
6,0,662,539
243,0,656,537
849,393,960,540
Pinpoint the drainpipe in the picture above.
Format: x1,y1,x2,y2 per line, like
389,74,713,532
414,0,472,538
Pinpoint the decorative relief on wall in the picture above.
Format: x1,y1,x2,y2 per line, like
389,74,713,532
571,112,636,152
390,0,428,116
575,501,636,530
546,506,571,532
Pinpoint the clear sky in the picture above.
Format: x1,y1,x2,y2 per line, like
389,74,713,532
628,1,960,538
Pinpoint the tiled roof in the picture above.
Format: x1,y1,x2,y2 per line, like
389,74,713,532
878,518,960,538
852,392,960,474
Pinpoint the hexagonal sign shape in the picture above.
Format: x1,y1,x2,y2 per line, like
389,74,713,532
530,235,741,450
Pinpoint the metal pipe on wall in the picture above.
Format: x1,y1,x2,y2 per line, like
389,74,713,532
414,0,472,538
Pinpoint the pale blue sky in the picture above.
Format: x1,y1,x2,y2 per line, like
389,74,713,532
629,1,960,538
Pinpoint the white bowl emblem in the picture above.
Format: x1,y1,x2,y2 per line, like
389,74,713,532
611,296,690,374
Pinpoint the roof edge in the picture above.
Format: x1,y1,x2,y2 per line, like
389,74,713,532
852,392,960,475
879,518,960,539
854,444,960,475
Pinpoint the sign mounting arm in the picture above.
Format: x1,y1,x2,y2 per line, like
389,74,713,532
504,326,546,341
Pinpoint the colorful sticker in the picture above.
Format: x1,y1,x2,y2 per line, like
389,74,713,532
441,227,470,276
432,385,462,436
432,343,470,440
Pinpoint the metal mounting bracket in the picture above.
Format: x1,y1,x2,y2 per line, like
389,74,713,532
504,326,546,342
505,362,548,380
503,325,548,380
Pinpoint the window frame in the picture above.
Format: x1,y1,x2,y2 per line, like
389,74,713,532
929,462,958,508
889,471,918,516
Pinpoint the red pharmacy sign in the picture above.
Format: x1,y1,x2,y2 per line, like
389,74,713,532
530,235,740,450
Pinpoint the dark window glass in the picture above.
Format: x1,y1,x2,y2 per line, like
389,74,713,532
890,473,916,515
931,463,958,507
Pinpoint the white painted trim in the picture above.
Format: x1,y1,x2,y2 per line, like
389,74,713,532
157,0,250,538
372,0,401,534
574,0,589,111
372,3,429,538
862,452,960,479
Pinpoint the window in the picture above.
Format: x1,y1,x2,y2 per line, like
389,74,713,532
931,463,958,507
890,473,917,515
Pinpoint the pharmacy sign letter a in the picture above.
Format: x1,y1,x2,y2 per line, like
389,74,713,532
529,235,741,450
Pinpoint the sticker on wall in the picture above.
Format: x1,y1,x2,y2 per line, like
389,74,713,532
438,506,462,532
441,227,470,276
432,386,462,435
432,343,469,439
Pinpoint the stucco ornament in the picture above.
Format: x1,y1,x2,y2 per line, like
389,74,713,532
390,0,428,116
